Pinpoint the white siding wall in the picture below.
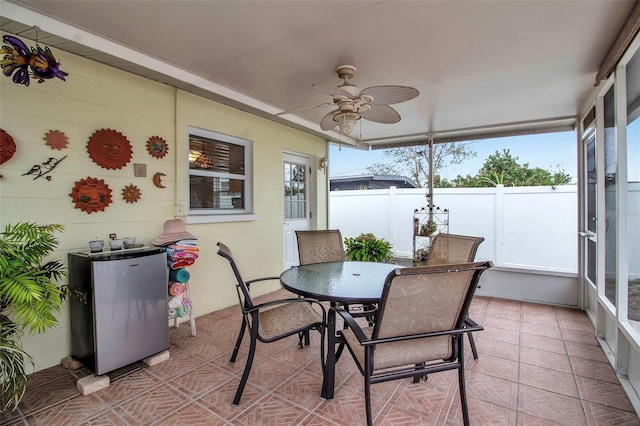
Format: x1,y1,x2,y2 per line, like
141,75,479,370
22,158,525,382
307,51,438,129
0,33,328,372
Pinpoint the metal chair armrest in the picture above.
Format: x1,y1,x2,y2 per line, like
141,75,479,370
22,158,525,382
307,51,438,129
247,297,326,318
332,305,369,343
245,276,280,288
360,325,477,346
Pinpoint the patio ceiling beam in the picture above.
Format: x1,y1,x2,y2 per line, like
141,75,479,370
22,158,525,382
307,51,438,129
595,0,640,86
367,116,577,150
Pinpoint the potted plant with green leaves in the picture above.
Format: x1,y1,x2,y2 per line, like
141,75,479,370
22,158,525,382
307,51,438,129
0,223,81,413
344,233,394,263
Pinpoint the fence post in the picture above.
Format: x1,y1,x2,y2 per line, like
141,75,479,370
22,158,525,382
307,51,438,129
389,186,397,248
495,184,505,267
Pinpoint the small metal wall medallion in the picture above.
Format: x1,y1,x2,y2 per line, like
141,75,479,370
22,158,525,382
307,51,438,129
87,129,133,170
22,155,67,181
44,130,69,150
152,172,166,188
146,136,169,159
0,128,17,166
69,177,113,214
122,184,142,203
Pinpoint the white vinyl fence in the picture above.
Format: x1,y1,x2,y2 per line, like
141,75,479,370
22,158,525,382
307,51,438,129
330,185,578,274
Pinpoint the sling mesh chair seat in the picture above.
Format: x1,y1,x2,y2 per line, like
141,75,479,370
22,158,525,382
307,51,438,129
217,242,326,405
296,229,376,324
427,233,485,359
334,261,492,426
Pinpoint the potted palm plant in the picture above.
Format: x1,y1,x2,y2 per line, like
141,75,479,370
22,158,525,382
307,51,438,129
0,223,80,413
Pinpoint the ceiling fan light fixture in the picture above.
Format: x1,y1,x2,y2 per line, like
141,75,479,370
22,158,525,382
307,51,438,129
335,111,360,136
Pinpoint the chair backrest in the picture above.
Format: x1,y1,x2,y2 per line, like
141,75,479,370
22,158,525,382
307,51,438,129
426,233,484,265
295,229,346,265
217,242,254,311
372,261,492,364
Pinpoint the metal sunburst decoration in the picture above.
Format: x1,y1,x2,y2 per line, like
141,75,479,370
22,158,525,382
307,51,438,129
122,184,142,203
44,130,69,150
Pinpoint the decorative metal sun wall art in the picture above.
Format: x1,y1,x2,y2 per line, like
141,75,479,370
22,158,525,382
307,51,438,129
69,177,113,214
87,129,133,170
44,130,69,150
0,128,17,166
122,184,142,203
146,136,169,159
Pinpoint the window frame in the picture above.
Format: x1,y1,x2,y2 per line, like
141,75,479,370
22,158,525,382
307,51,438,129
186,126,257,224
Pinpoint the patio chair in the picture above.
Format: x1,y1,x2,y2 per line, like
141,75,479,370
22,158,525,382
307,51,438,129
334,261,492,426
216,242,326,405
295,229,346,265
296,229,376,327
427,233,485,359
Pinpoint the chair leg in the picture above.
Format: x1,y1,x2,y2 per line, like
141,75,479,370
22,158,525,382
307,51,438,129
457,337,471,426
233,330,257,405
468,332,479,360
230,317,246,363
364,376,373,426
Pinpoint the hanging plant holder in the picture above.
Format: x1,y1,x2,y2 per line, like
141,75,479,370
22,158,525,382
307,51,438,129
87,129,133,170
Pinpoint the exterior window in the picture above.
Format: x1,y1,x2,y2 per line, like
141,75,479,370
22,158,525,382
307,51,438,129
188,127,253,218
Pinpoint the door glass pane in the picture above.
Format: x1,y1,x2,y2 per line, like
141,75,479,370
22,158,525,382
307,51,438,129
284,161,307,220
604,86,617,306
588,239,597,286
627,47,640,321
587,133,597,233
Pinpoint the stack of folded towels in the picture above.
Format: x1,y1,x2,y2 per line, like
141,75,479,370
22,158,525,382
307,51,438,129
167,239,199,318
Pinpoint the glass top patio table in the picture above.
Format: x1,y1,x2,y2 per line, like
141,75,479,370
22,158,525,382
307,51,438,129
280,260,400,400
279,261,400,304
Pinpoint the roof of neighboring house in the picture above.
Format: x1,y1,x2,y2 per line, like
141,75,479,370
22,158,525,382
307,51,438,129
330,175,418,190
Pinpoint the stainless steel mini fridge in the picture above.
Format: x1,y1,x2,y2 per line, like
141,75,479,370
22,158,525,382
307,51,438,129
69,247,169,375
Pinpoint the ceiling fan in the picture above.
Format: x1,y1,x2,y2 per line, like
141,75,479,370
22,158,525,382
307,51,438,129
278,65,419,136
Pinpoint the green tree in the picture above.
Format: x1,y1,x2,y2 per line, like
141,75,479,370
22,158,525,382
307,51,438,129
366,143,476,188
453,149,571,187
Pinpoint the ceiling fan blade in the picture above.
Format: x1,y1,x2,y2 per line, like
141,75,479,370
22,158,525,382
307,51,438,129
360,104,401,124
276,102,333,116
320,110,339,130
360,85,419,105
313,83,353,98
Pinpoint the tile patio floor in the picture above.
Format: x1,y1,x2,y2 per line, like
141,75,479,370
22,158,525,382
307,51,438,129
2,292,639,425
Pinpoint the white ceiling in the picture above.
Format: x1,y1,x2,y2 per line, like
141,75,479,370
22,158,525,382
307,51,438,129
1,0,636,148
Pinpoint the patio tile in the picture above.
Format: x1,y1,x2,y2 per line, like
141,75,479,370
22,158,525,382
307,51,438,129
519,363,579,398
575,376,635,412
582,400,640,425
24,394,108,425
517,385,586,425
10,296,640,426
19,373,80,416
230,393,310,425
520,333,566,354
569,356,619,384
465,370,518,409
149,402,226,425
446,395,513,425
565,340,611,363
520,346,572,373
520,322,562,339
111,384,190,425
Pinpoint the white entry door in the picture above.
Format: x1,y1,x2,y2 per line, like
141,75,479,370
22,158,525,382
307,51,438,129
283,153,311,270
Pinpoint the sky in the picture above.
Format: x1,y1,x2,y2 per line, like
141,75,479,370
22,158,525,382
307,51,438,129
329,131,578,183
